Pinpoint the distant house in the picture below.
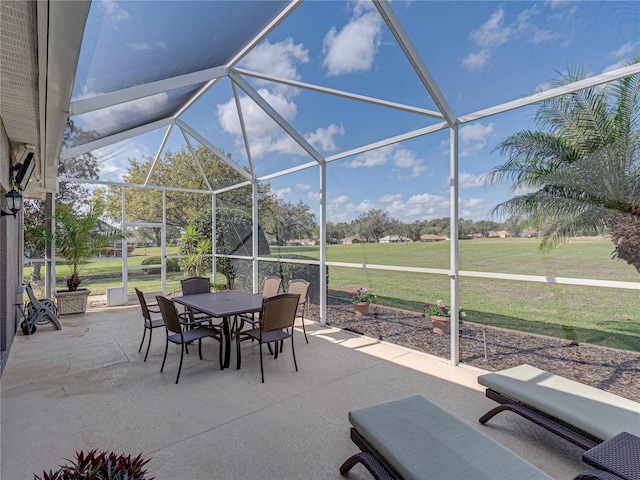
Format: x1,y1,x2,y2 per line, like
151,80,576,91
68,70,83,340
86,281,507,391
489,230,512,238
286,238,318,246
522,228,539,238
379,235,409,243
420,234,447,242
341,235,365,244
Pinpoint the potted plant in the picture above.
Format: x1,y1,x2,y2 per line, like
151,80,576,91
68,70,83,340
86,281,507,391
34,449,153,479
37,199,125,315
423,300,466,335
349,287,377,317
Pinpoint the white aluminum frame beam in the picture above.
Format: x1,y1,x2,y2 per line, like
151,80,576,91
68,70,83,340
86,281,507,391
233,67,444,119
231,81,256,179
61,117,174,160
144,125,174,186
459,63,640,124
70,66,228,115
180,127,214,192
175,118,252,181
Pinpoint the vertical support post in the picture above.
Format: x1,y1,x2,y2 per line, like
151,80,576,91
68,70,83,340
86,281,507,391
161,190,167,293
252,182,259,293
319,163,327,326
212,193,217,284
44,192,54,299
121,186,128,296
449,125,460,366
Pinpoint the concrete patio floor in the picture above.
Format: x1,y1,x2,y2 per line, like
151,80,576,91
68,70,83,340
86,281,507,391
2,303,588,479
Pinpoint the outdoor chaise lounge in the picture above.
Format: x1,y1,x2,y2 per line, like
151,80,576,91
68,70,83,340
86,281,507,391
477,364,640,450
340,394,554,480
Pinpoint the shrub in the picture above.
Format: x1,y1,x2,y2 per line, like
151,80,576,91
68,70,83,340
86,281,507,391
34,449,153,480
232,255,327,303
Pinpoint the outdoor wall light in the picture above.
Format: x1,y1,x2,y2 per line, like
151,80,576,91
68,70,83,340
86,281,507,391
0,187,23,218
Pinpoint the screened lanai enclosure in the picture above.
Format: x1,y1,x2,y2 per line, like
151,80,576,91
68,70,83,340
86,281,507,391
23,0,640,365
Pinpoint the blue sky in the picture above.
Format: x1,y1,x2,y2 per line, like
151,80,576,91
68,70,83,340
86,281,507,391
74,0,640,224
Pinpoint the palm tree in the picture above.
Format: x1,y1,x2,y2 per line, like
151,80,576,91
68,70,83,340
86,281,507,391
37,199,126,291
485,56,640,273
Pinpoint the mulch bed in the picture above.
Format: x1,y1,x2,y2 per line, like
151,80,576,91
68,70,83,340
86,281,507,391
306,298,640,402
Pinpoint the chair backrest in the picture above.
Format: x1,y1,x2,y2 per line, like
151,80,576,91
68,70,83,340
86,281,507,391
260,293,299,332
287,279,309,307
261,276,282,297
181,277,210,295
135,287,153,320
156,296,182,334
25,283,43,310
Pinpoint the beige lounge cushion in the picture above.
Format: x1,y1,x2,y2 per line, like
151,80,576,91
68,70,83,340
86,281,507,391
349,394,553,480
478,364,640,441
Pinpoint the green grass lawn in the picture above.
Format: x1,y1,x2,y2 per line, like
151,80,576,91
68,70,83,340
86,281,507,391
25,239,639,351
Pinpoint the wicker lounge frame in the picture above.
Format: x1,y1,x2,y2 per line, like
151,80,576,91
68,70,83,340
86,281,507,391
480,388,601,450
477,365,640,454
340,427,402,480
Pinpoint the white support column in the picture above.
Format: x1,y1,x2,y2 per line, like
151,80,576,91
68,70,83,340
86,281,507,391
121,186,128,294
319,163,327,326
211,194,217,283
449,125,460,366
252,182,259,293
161,190,167,293
45,192,55,299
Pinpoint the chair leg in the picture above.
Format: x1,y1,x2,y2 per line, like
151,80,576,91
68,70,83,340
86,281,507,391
301,305,308,344
259,342,265,383
198,338,203,360
291,335,298,372
143,327,153,362
139,326,147,352
176,344,185,384
161,335,169,372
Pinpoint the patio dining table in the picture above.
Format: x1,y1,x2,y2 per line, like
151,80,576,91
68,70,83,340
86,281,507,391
173,290,264,369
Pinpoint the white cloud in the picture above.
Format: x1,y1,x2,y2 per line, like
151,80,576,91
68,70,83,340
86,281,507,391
331,195,351,205
344,145,426,177
100,0,130,22
322,5,383,76
459,122,494,156
217,88,308,158
609,41,640,60
463,4,562,71
306,124,345,152
458,172,488,189
471,7,511,49
308,191,321,201
297,183,311,190
273,187,292,199
218,39,343,159
345,147,390,168
460,197,485,208
378,193,401,203
241,39,309,96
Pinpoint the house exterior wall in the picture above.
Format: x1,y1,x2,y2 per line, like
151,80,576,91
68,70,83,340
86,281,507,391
0,119,22,372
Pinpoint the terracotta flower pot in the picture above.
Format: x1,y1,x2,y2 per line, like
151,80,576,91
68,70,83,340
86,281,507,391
430,315,450,335
354,302,370,317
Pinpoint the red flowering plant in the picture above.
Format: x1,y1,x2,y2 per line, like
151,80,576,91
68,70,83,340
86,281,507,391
349,287,377,304
423,300,466,318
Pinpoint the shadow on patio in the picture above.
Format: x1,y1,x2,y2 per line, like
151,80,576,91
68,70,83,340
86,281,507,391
2,304,587,479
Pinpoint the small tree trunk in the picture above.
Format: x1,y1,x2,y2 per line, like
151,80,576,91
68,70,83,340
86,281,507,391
606,210,640,274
